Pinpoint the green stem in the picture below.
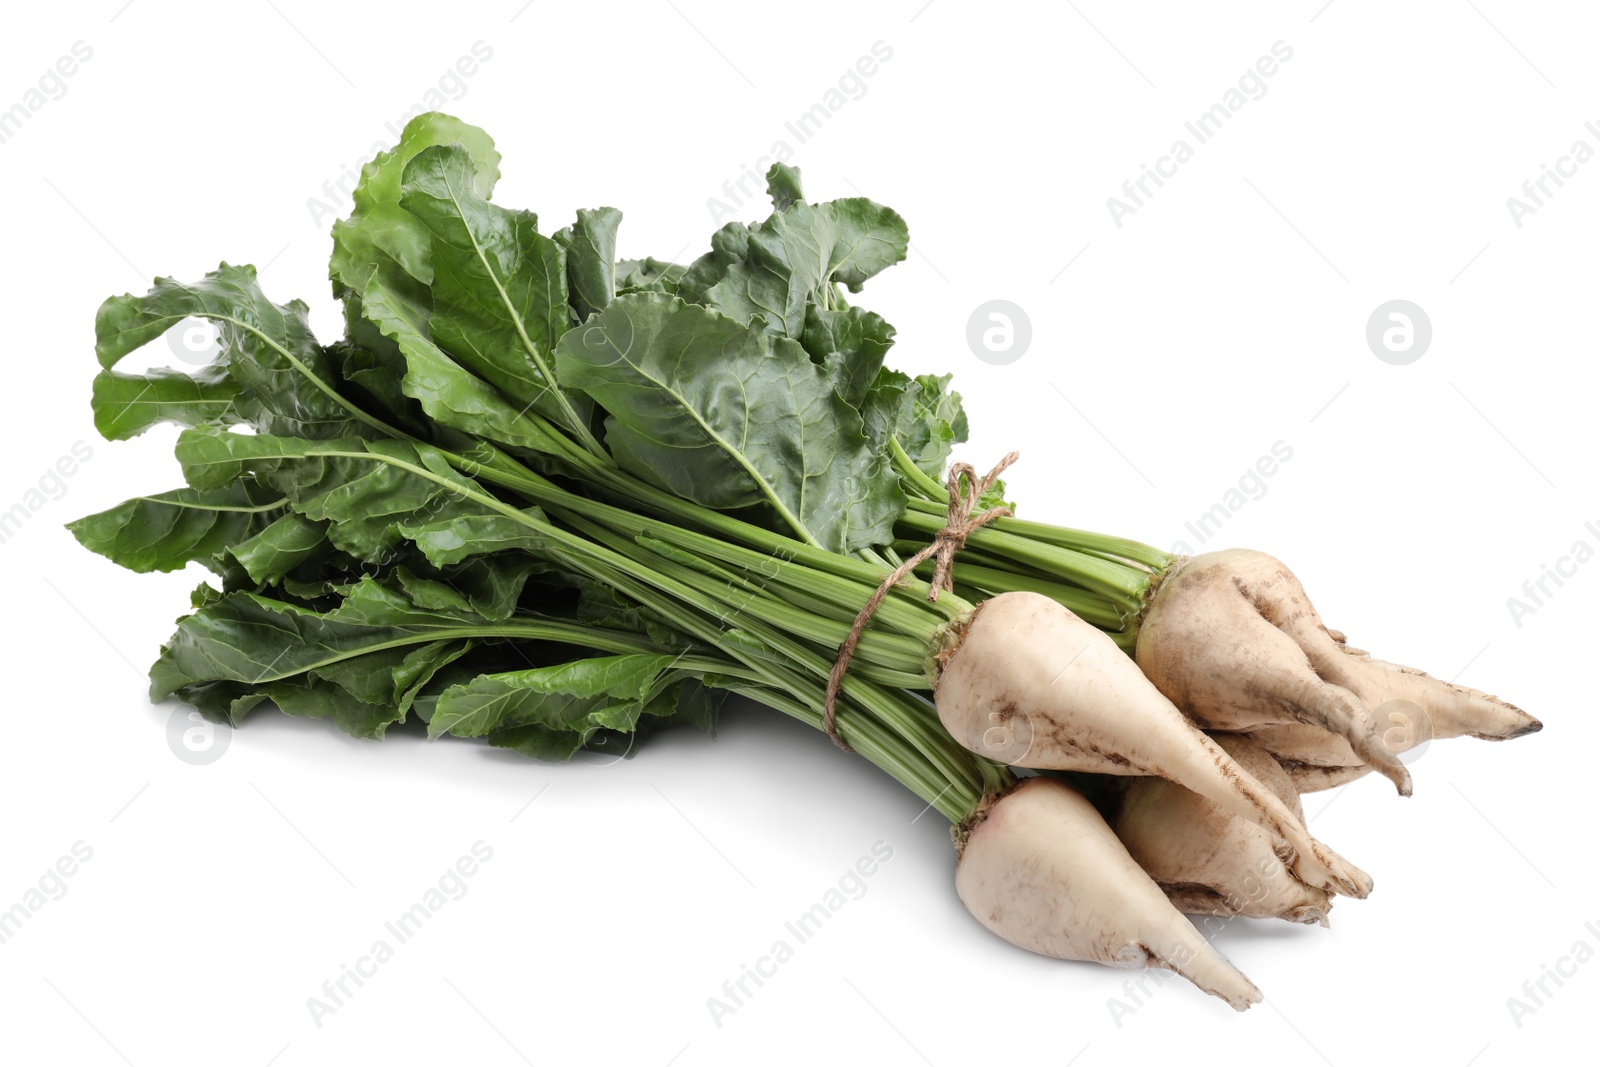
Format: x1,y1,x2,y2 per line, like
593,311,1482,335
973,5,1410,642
544,541,992,814
897,507,1149,611
890,436,947,502
559,511,933,682
467,449,969,629
921,560,1128,631
907,498,1170,571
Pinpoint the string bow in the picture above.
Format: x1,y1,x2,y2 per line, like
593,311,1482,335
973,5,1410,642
822,452,1019,750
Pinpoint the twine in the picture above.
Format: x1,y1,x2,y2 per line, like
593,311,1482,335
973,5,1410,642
822,452,1019,750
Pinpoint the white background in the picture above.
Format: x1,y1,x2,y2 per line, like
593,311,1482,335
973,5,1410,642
1,1,1592,1064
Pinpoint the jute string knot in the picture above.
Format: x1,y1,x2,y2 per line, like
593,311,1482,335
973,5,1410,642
822,451,1019,751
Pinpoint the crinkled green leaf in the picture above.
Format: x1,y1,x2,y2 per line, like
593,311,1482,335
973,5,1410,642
615,257,686,296
149,576,655,747
394,639,475,715
355,273,569,454
329,121,568,457
593,677,723,746
168,680,268,726
68,480,286,575
392,554,543,622
149,579,483,700
574,579,696,652
483,722,588,761
398,144,592,438
334,340,420,431
400,510,547,568
429,653,681,739
860,368,917,455
95,264,365,439
802,305,896,408
329,111,501,299
678,178,909,337
555,206,622,322
555,292,903,552
173,426,487,563
766,162,805,211
91,365,249,441
257,674,403,740
149,576,613,705
499,677,721,761
672,223,749,300
901,372,970,478
228,511,334,585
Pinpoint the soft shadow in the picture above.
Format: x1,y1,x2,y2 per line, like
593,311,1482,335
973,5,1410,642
1197,912,1332,947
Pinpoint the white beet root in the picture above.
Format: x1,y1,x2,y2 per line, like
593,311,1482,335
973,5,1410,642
1115,733,1332,925
936,591,1372,899
1136,550,1541,797
1248,722,1365,768
1282,762,1374,793
956,777,1263,1010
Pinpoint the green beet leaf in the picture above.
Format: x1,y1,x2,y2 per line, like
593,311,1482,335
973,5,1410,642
615,256,687,296
227,512,336,586
902,372,971,478
678,166,909,338
428,652,683,739
356,272,571,455
68,480,287,575
399,144,595,445
149,579,480,701
802,304,897,408
329,111,501,300
91,365,250,441
95,264,368,440
399,511,548,568
254,674,407,739
173,426,490,564
555,206,623,323
554,292,903,552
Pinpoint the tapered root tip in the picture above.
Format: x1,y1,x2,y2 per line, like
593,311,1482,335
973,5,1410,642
1117,942,1262,1011
1495,712,1543,740
1336,871,1374,899
1227,986,1264,1013
1439,685,1543,742
1382,760,1414,797
1177,955,1263,1013
1318,850,1375,899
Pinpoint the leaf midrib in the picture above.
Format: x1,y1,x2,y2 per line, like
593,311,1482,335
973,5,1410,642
602,312,822,549
432,162,592,448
